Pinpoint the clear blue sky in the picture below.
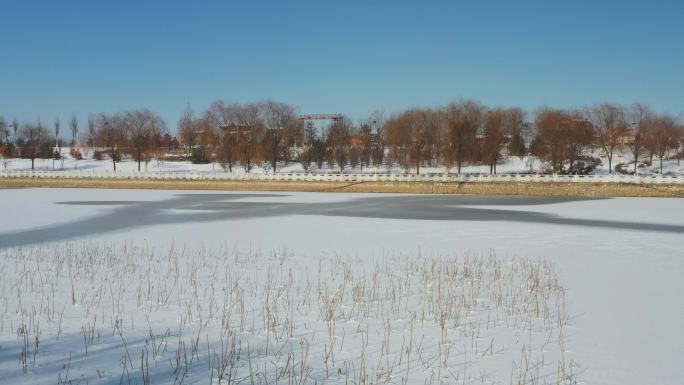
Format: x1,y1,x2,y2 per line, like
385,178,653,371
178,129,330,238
2,0,683,133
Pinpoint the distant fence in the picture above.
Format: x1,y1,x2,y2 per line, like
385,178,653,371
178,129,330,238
2,170,684,185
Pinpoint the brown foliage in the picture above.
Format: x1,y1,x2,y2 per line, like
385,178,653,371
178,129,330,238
125,109,166,171
326,119,351,172
587,103,627,174
20,122,52,170
259,100,300,173
532,108,593,173
384,108,439,174
94,113,127,171
440,100,484,173
643,114,682,173
481,108,524,174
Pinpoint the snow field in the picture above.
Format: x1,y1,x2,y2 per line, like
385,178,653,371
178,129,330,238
1,189,682,385
2,150,683,176
0,242,574,384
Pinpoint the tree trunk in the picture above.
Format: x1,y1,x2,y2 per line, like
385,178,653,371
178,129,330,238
633,147,639,174
31,158,35,170
607,155,612,174
415,148,420,175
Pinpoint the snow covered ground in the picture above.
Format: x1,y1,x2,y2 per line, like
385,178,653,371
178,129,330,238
0,189,682,384
0,152,538,175
2,149,683,176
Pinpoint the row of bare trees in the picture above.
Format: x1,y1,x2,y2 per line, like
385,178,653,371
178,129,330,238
178,100,302,173
533,103,683,174
89,109,167,171
2,100,682,174
382,101,682,175
296,114,386,173
1,111,168,171
0,119,59,170
382,102,527,174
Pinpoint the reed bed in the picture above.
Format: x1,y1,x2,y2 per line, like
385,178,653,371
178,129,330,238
0,242,577,384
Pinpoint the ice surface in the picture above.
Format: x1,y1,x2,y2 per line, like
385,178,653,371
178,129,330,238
0,189,682,385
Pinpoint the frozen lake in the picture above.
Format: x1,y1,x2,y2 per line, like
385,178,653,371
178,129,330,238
0,188,682,385
1,190,683,248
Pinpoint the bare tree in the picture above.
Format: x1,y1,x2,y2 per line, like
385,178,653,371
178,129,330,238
647,114,682,174
259,100,298,173
481,108,523,174
87,114,96,156
531,109,563,173
52,118,61,170
384,108,439,174
384,113,409,172
217,134,237,172
352,123,372,172
95,113,127,172
204,102,241,172
441,100,484,174
297,122,315,171
587,103,627,174
235,103,265,172
507,113,528,157
70,114,79,147
188,116,215,164
326,118,351,172
125,109,166,171
205,101,267,172
564,112,594,172
20,122,51,170
532,108,593,173
0,118,11,170
53,118,61,149
627,103,652,174
178,105,198,157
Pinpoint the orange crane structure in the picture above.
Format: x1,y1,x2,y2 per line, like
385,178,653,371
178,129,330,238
297,114,344,122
